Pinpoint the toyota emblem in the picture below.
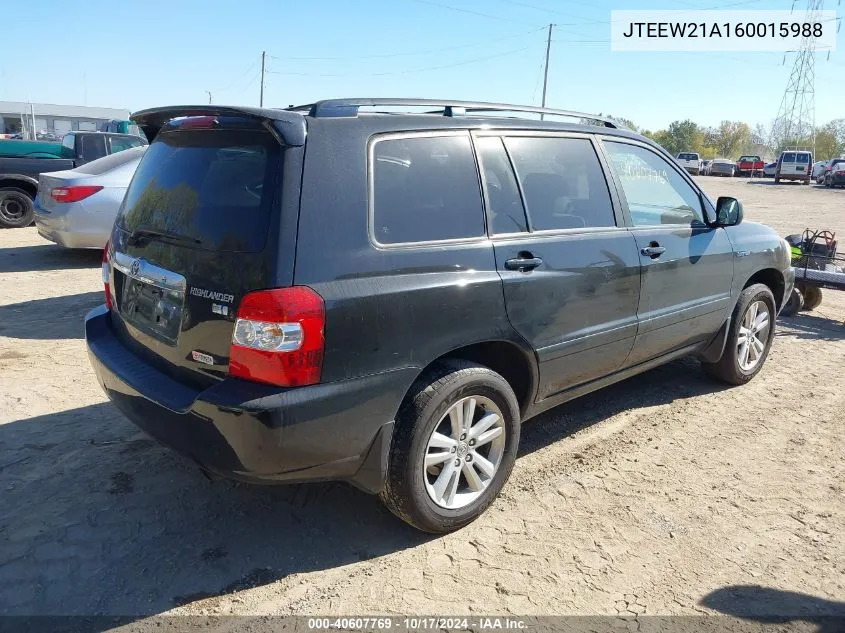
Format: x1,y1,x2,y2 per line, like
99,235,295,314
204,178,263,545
130,259,141,276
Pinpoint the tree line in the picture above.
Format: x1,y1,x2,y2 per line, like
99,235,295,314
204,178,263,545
599,115,845,162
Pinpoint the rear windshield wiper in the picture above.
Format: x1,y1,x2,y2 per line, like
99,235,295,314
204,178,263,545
127,226,202,247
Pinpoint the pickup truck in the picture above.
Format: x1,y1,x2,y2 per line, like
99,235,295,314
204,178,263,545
676,152,702,175
735,155,765,177
0,131,146,228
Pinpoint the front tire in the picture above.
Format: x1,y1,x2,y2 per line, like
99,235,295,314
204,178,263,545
0,187,34,228
380,360,520,533
703,284,776,385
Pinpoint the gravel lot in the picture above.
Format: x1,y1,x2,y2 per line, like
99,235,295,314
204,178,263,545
1,178,844,623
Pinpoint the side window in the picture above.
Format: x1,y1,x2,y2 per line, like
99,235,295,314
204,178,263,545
61,134,75,151
109,136,144,154
604,141,704,226
372,135,485,245
504,136,616,231
475,136,527,234
79,135,107,162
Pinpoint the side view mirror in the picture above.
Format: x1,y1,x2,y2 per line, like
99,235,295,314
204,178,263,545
715,196,743,226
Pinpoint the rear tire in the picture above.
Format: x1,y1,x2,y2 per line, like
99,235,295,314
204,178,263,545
800,285,822,311
703,284,776,385
0,187,34,228
380,360,520,533
780,288,804,317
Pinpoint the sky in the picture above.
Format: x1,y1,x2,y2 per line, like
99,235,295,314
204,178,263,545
1,0,843,132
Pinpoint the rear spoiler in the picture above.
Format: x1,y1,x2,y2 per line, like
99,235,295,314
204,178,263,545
130,105,307,146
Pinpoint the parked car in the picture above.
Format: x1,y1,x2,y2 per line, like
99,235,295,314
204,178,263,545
86,99,794,533
812,160,829,182
701,159,712,175
676,152,702,175
822,158,845,188
0,131,147,228
709,158,735,177
774,150,813,184
735,155,765,177
763,162,778,177
33,145,146,249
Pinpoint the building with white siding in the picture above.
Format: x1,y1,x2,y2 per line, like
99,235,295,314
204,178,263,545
0,101,131,136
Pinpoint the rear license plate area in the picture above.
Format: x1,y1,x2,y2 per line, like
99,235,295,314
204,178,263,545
112,254,186,345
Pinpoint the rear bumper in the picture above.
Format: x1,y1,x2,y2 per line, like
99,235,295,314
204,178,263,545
776,173,810,181
85,305,413,492
33,196,109,249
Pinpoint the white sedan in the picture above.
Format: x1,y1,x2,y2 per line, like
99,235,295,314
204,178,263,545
33,146,146,249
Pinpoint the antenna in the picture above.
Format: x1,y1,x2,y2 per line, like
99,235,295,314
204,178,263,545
770,0,824,156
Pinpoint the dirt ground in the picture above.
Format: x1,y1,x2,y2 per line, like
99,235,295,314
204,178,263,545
1,178,843,623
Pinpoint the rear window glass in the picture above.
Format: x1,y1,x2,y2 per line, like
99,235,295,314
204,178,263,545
781,152,796,162
74,145,146,175
796,153,811,164
79,135,107,163
116,128,280,252
677,153,698,160
109,135,146,153
372,135,484,244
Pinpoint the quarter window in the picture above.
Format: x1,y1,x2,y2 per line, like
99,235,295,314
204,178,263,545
604,141,705,226
504,136,616,231
372,135,485,244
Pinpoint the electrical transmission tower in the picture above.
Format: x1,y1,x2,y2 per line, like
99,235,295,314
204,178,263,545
770,0,825,154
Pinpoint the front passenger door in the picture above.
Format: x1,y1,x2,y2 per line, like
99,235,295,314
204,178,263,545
602,140,734,367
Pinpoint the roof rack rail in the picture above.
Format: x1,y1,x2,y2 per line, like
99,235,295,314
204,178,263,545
285,98,617,128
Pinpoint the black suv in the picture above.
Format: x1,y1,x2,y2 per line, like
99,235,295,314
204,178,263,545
86,99,794,533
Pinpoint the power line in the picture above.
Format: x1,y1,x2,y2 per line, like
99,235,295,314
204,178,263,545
493,0,592,22
534,0,773,28
265,43,541,78
212,56,261,94
267,27,545,61
408,0,543,26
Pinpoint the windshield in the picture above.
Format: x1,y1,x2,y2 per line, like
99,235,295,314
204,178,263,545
116,126,281,252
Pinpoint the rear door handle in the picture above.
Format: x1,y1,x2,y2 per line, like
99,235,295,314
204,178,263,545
640,245,666,259
505,255,543,271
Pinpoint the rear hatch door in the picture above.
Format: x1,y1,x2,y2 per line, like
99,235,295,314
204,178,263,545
107,115,294,389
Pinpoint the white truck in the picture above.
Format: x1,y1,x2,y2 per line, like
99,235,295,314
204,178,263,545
676,152,702,175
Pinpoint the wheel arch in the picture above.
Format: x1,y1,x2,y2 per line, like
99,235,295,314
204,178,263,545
743,268,786,310
0,175,38,199
402,339,538,419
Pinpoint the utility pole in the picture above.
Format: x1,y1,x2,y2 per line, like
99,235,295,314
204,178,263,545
260,51,266,108
540,24,554,120
206,91,212,105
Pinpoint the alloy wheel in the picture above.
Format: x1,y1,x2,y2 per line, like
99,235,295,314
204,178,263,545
737,300,771,371
423,396,506,510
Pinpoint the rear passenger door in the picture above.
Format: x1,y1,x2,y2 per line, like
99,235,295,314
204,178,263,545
475,132,641,400
600,139,734,366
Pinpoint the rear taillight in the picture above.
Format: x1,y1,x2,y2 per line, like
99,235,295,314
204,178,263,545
51,185,103,203
229,287,325,387
102,241,112,310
